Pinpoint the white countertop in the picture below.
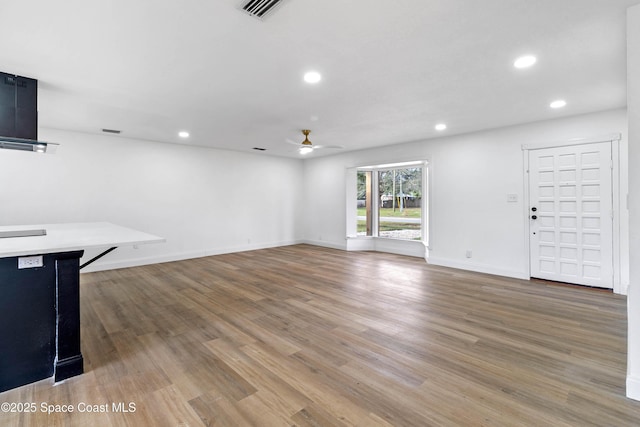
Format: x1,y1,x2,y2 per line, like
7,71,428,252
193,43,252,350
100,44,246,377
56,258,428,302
0,222,165,258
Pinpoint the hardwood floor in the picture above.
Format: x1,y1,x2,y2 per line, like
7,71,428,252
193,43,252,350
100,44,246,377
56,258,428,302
1,244,639,426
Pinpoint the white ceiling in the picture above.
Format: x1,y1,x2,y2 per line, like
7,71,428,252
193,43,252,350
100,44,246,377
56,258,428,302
1,0,638,158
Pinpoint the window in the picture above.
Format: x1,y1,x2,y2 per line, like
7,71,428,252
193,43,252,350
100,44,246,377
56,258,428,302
355,162,426,241
357,171,372,236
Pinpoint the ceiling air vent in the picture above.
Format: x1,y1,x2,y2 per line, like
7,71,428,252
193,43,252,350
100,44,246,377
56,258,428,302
241,0,285,19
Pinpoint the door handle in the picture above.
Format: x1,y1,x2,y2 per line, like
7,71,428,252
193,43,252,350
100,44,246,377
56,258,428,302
531,215,537,220
531,207,537,212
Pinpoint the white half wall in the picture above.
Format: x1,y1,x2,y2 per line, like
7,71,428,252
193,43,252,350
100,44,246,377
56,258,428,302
627,3,640,402
302,109,628,284
0,129,304,271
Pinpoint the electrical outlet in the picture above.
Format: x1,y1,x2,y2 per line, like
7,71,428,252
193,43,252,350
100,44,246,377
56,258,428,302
465,250,472,258
18,255,43,269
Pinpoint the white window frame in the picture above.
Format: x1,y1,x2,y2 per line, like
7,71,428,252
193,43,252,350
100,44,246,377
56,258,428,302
346,160,429,255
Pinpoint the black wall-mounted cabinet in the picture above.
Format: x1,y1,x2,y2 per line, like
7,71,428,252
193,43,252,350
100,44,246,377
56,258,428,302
0,72,16,138
0,71,38,140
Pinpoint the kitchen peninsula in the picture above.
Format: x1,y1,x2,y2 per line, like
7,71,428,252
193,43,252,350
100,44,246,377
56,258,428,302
0,222,164,392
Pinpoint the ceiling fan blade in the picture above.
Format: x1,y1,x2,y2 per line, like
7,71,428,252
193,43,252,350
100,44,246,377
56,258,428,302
315,145,344,150
285,138,301,146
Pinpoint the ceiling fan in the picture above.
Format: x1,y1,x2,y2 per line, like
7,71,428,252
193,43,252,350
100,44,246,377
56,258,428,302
286,129,343,155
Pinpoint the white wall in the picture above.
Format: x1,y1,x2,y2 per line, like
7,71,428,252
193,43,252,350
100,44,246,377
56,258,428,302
0,76,634,399
0,129,304,270
0,111,627,288
627,3,640,402
303,109,628,283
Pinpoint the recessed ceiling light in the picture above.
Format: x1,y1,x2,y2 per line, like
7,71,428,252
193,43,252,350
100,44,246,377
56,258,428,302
435,123,447,131
550,99,567,109
514,55,537,69
304,71,322,84
178,131,190,138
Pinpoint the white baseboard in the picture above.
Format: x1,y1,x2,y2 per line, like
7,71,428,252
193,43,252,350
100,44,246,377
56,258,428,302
300,239,347,251
620,282,629,296
628,375,640,401
343,237,426,258
80,251,201,272
345,237,376,252
426,256,529,280
82,239,524,282
92,237,423,272
80,239,304,273
373,238,425,258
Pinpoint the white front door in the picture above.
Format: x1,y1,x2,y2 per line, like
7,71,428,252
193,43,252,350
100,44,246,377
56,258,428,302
529,142,613,288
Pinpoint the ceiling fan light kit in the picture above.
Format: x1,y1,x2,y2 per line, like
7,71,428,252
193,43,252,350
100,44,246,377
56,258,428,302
299,130,314,154
284,129,344,155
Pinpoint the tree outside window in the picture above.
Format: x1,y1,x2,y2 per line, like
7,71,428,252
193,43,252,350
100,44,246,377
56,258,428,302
357,167,422,240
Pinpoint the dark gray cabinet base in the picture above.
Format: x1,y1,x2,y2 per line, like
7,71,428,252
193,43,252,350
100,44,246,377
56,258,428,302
0,251,84,393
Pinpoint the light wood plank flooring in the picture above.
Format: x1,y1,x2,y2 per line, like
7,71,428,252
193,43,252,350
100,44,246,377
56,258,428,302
1,244,639,426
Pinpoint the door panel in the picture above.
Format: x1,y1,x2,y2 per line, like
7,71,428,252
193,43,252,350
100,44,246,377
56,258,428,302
529,142,613,288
